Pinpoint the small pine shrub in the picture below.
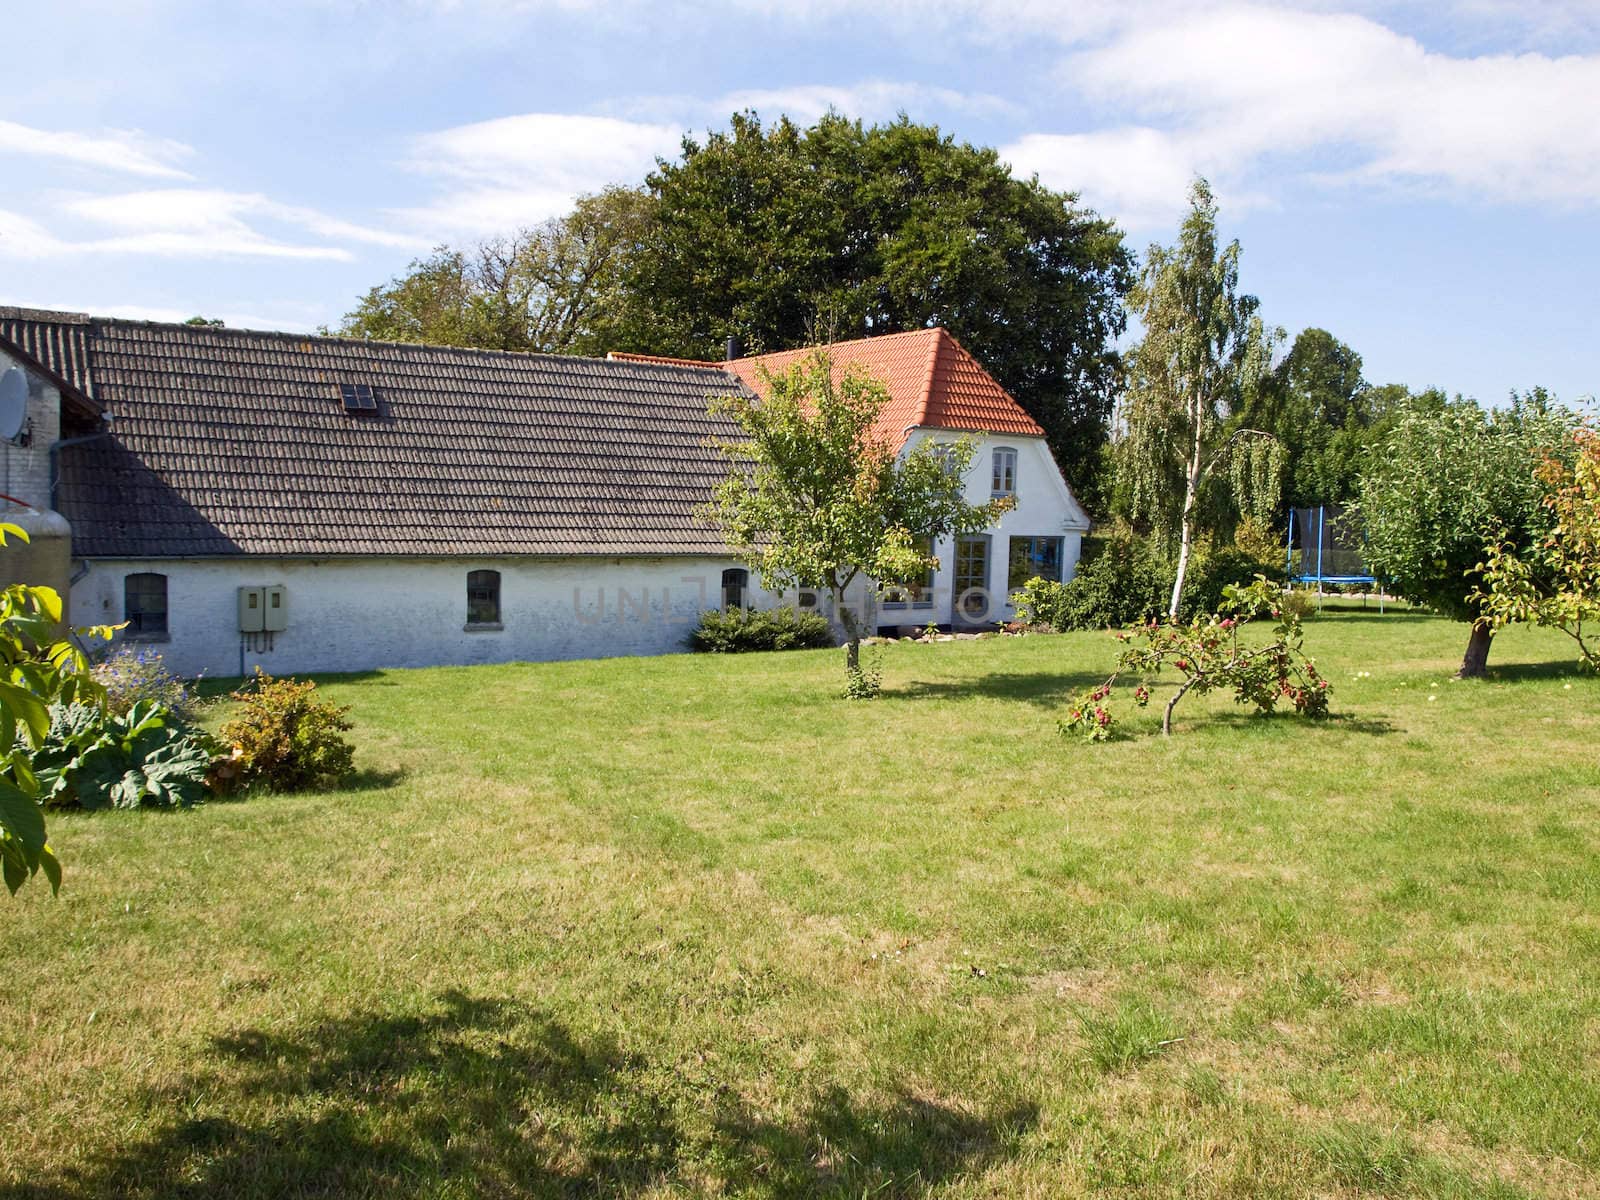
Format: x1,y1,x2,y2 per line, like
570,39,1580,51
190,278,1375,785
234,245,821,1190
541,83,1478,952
92,647,202,724
688,606,834,653
221,670,354,791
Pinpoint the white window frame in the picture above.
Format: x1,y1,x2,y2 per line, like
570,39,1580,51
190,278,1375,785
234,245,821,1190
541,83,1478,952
992,447,1018,497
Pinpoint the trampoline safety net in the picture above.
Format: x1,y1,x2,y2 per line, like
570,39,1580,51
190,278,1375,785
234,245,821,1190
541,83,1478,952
1287,504,1375,584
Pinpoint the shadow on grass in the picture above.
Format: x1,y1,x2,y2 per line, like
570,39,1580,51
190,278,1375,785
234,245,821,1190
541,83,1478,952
1197,710,1400,737
8,991,1036,1200
195,670,399,699
335,766,408,792
1482,660,1597,684
886,670,1109,708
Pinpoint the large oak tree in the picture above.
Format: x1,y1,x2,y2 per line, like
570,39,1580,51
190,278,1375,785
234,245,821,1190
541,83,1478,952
624,113,1134,497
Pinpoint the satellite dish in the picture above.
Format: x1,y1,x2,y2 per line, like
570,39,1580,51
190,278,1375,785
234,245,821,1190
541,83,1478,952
0,368,26,442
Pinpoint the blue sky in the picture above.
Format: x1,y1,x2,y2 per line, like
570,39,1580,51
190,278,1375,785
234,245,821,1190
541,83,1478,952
3,0,1596,405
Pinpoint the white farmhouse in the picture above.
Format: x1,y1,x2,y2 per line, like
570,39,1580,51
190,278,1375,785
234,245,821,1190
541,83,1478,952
0,309,1089,677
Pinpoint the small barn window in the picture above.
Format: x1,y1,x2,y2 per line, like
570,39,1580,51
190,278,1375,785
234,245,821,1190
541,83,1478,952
992,447,1018,496
721,568,748,611
124,572,168,638
466,570,501,627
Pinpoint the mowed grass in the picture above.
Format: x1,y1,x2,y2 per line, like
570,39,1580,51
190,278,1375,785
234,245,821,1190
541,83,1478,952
3,610,1599,1198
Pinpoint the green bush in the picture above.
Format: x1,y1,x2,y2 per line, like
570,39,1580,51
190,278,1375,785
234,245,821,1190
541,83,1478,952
33,700,221,810
688,606,835,653
1181,546,1285,619
221,670,354,791
1044,532,1172,630
1016,530,1284,632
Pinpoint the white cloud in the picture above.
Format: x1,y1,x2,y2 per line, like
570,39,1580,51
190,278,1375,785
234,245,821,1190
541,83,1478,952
66,190,424,250
396,112,684,237
1005,4,1600,227
0,118,195,179
399,84,1017,239
1005,128,1213,231
0,189,426,261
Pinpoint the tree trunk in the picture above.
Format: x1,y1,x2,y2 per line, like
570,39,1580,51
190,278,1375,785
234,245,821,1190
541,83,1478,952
1169,402,1206,619
834,584,862,678
1458,621,1494,679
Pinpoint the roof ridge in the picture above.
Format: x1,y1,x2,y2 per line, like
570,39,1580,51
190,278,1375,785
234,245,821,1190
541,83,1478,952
607,351,725,369
18,312,742,374
912,327,944,430
0,305,90,325
736,326,943,363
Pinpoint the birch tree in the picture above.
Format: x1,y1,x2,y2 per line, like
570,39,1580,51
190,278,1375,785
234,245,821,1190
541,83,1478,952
1122,179,1283,617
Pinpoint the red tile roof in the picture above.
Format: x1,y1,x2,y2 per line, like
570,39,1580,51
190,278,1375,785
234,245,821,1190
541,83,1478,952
613,328,1045,450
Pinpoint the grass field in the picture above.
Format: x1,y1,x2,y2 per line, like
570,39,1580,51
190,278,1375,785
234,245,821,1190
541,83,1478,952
3,609,1598,1198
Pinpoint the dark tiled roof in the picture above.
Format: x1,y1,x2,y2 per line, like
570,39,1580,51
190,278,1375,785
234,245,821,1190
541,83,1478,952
0,312,753,558
0,308,101,422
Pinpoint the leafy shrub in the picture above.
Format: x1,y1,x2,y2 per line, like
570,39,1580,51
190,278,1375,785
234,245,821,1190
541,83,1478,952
221,671,354,791
0,563,117,894
1062,577,1332,739
1181,545,1286,619
688,606,834,653
1014,526,1286,633
843,648,883,700
33,700,221,810
92,646,202,724
1280,589,1316,621
1032,531,1171,631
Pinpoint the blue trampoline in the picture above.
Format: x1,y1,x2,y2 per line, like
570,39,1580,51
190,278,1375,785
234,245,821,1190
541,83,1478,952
1286,504,1387,610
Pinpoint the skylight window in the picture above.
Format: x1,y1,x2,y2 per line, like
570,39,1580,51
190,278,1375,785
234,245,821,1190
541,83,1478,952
338,383,378,413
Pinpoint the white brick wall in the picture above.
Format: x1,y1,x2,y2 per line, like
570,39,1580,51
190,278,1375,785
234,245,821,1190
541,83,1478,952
71,556,791,678
0,348,61,510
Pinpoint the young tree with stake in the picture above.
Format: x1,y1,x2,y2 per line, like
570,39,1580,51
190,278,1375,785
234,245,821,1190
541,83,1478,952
705,351,1011,696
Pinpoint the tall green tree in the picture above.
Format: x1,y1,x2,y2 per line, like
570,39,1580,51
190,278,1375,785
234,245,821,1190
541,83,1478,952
1121,178,1284,618
621,112,1134,498
335,187,653,355
1240,328,1366,508
1357,391,1580,677
705,351,1009,696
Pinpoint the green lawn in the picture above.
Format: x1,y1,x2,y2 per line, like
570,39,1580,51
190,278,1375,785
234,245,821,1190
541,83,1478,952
3,611,1599,1198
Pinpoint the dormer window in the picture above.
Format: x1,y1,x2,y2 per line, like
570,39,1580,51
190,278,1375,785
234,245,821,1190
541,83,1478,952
992,447,1018,496
338,383,378,415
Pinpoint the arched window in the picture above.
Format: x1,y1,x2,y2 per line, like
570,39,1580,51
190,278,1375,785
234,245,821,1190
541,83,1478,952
466,570,501,626
721,568,748,611
992,447,1018,496
124,572,168,637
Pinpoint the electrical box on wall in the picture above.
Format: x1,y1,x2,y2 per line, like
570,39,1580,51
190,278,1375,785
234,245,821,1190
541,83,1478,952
238,586,264,632
263,585,287,631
